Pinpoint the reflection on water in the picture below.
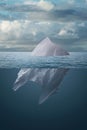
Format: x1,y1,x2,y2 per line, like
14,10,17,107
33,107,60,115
13,68,69,104
0,68,87,130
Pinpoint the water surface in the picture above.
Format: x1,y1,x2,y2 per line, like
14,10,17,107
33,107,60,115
0,52,87,68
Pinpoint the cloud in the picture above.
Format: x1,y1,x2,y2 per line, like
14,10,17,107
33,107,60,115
0,21,21,33
68,0,75,5
24,1,37,5
38,0,54,11
0,20,23,40
0,20,54,41
0,1,87,51
0,40,36,51
58,29,68,36
58,23,79,39
24,0,54,11
0,0,87,22
0,20,87,51
10,8,87,22
1,0,54,12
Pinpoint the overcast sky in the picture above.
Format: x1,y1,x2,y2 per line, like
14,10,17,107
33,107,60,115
0,0,87,51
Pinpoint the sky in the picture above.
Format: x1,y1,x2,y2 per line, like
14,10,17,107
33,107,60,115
0,0,87,51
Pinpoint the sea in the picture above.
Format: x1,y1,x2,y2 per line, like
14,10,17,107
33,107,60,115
0,52,87,130
0,52,87,68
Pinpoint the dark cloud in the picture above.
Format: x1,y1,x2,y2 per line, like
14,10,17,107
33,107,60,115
0,4,41,12
13,9,87,22
0,3,87,21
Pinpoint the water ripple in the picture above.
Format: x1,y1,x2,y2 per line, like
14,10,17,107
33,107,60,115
0,52,87,68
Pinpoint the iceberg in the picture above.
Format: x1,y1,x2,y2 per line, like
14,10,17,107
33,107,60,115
31,37,69,56
13,37,69,104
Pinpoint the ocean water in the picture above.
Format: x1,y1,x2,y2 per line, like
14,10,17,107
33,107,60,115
0,52,87,130
0,52,87,68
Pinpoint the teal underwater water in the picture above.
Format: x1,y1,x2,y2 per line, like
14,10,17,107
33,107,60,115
0,68,87,130
0,52,87,130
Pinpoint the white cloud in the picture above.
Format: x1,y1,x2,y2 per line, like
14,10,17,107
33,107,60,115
31,29,38,36
37,22,51,25
0,20,53,41
0,21,12,32
24,0,37,5
24,0,54,11
58,22,79,39
0,20,32,40
68,0,75,5
58,29,67,36
38,0,54,11
0,20,21,33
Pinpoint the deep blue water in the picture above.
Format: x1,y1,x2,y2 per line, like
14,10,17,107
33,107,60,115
0,52,87,130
